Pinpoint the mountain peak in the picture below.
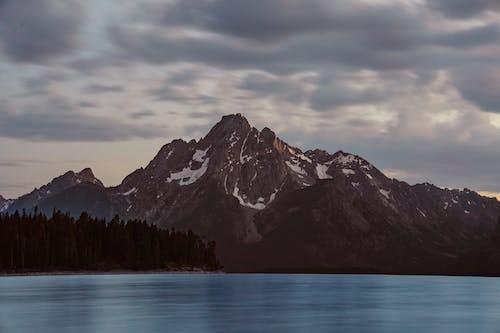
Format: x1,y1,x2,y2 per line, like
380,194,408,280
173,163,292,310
218,113,250,130
203,114,251,142
77,168,96,179
221,113,247,122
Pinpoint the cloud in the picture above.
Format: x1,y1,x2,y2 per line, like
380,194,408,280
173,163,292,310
148,77,218,103
77,101,97,108
109,1,500,75
452,67,500,113
0,160,44,167
432,24,500,48
237,72,309,104
84,84,125,94
428,0,500,19
2,0,500,198
0,0,86,63
156,0,341,42
0,99,166,141
130,110,156,119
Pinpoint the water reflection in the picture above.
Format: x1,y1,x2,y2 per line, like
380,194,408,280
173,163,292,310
1,274,500,332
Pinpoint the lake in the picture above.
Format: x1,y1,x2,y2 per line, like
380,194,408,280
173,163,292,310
0,273,499,332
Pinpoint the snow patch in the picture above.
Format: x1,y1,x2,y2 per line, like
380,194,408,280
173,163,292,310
166,149,174,160
224,175,229,194
192,146,210,162
379,189,391,200
167,158,210,186
286,160,307,175
166,145,212,186
240,130,253,163
316,164,332,179
417,208,427,218
464,210,470,214
351,182,360,187
334,152,372,169
365,173,373,180
121,187,137,196
229,132,239,148
297,153,312,163
342,168,356,176
232,185,280,210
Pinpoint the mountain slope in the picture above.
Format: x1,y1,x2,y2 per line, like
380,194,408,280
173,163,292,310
6,168,105,215
5,114,500,273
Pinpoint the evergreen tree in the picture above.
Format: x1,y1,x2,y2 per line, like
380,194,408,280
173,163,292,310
0,210,221,273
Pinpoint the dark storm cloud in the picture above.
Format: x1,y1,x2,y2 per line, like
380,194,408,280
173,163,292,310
428,0,500,19
157,0,339,41
0,0,85,63
110,1,500,75
452,67,500,113
0,100,166,141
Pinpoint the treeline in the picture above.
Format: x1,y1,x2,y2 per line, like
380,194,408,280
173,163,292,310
0,210,220,273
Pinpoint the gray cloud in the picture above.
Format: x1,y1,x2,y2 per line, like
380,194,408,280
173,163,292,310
452,67,500,113
109,1,500,75
130,110,156,119
432,24,500,48
2,0,500,198
310,85,387,111
428,0,500,19
157,0,340,41
84,84,125,94
77,101,97,108
0,99,166,141
24,72,68,95
148,77,217,104
167,68,200,86
0,0,85,63
238,73,307,104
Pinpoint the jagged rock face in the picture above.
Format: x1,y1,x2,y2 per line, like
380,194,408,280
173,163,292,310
5,114,500,273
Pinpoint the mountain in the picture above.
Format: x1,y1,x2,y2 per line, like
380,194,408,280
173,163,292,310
5,168,106,214
5,114,500,274
0,195,12,213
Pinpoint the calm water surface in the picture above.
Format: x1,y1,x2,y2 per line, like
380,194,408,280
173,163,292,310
1,273,500,332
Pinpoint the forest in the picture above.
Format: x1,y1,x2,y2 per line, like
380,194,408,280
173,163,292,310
0,209,221,273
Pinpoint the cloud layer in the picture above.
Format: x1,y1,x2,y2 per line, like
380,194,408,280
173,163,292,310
1,0,500,197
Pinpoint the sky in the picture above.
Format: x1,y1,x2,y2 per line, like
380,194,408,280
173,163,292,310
1,0,500,199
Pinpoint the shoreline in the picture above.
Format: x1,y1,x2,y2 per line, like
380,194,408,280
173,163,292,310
2,270,500,278
0,269,224,277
